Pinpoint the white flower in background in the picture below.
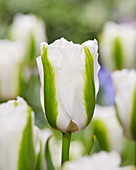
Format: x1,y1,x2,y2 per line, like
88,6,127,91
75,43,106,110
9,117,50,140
0,40,24,100
62,151,121,170
36,128,52,170
100,22,136,70
0,97,36,170
37,37,100,133
10,13,47,62
112,69,136,140
92,105,123,152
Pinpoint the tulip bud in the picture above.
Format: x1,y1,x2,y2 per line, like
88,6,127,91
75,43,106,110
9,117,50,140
92,105,123,152
112,69,136,140
62,151,121,170
0,97,36,170
10,13,47,62
100,22,136,70
36,38,100,133
0,40,24,100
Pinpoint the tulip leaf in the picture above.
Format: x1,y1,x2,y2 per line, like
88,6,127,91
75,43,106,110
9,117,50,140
90,135,100,155
45,136,55,170
83,46,95,125
113,37,123,70
92,120,110,151
34,139,42,170
130,85,136,140
18,107,35,170
41,46,58,129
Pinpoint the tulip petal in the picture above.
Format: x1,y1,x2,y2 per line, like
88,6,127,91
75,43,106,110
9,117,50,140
82,40,100,96
53,42,87,130
83,46,95,125
112,69,136,138
41,46,58,129
18,107,35,170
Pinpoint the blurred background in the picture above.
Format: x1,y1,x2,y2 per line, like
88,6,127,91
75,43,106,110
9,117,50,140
0,0,136,126
0,0,136,168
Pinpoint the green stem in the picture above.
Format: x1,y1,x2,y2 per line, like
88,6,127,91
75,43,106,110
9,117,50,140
61,132,71,166
135,142,136,166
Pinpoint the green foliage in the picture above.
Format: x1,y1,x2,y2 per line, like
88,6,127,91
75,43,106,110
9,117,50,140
92,120,110,151
18,108,35,170
121,138,135,166
41,46,58,129
34,139,42,170
21,74,47,129
45,136,55,170
130,85,136,140
83,46,95,125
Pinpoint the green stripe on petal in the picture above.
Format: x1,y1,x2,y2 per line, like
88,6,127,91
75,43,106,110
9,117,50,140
34,139,42,170
113,37,123,70
83,46,95,125
41,46,58,129
92,120,110,151
18,107,35,170
130,85,136,140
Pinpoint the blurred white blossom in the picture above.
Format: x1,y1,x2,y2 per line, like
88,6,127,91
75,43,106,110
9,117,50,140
92,105,123,152
100,22,136,70
10,13,47,62
62,151,121,170
0,40,24,99
112,69,136,140
0,97,36,170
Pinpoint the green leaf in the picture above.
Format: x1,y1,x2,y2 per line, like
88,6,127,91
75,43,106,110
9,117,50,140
90,135,100,155
45,136,55,170
83,46,95,125
113,37,123,70
130,85,136,140
41,46,58,129
92,120,110,151
34,139,42,170
18,107,35,170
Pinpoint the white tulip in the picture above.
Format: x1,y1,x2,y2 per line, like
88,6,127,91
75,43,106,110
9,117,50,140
100,22,136,70
92,105,123,152
62,151,121,170
112,69,136,140
36,37,100,133
37,128,52,170
0,40,24,99
0,97,36,170
10,13,47,61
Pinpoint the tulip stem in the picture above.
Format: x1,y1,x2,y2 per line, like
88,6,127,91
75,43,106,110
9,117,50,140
135,142,136,166
61,132,71,166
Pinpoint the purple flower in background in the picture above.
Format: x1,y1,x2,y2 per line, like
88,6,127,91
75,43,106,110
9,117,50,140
98,66,115,106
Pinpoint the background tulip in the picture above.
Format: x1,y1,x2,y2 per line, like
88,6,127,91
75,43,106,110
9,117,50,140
62,151,121,170
100,22,136,70
10,13,47,63
112,69,136,140
36,128,52,170
0,40,24,100
37,37,100,133
0,97,36,170
92,105,123,152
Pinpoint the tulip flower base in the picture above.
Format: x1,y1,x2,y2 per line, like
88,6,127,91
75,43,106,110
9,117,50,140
62,132,71,165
